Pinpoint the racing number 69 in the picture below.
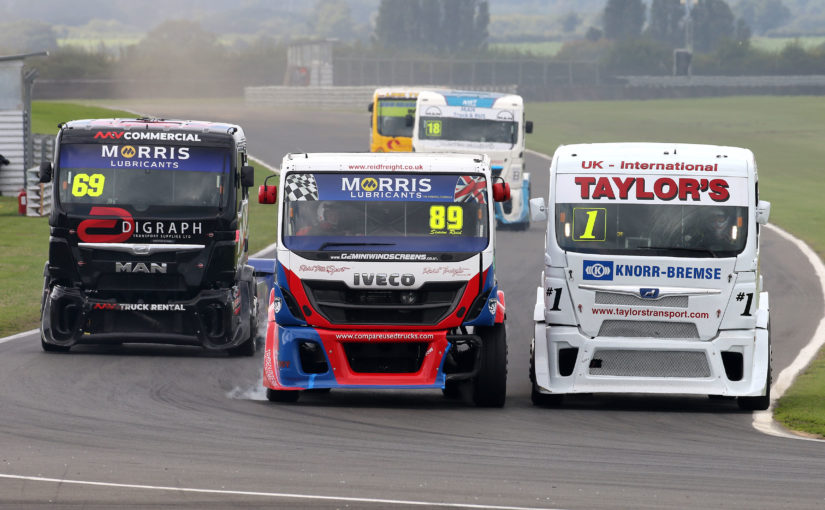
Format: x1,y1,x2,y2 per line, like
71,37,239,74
71,173,105,197
430,205,463,231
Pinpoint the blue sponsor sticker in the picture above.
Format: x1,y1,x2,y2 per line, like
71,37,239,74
583,260,613,281
639,288,660,299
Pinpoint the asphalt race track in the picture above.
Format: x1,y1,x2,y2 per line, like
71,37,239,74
1,104,823,509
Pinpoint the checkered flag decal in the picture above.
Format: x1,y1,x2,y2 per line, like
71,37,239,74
285,174,318,201
454,175,487,204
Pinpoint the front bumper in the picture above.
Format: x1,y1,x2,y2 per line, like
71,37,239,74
533,323,770,397
263,325,482,390
41,284,250,350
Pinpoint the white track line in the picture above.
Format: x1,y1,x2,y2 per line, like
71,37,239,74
0,329,37,345
0,473,564,510
753,224,825,441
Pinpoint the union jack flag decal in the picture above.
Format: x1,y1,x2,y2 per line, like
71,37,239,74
454,176,487,204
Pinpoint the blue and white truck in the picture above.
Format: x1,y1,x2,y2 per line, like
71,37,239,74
412,89,533,229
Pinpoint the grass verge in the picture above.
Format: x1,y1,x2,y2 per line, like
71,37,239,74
774,348,825,438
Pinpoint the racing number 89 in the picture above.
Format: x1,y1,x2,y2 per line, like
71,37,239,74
430,205,463,231
71,173,105,197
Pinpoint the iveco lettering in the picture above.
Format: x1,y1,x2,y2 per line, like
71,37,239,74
529,143,772,410
254,152,511,406
39,118,262,355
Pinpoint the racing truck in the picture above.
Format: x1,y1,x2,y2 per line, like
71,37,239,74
529,143,772,410
255,152,510,406
412,89,533,230
39,118,259,355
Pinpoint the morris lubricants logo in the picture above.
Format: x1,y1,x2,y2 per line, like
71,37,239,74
361,178,378,192
341,176,431,199
100,144,190,169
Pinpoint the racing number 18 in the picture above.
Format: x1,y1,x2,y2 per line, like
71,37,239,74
430,205,463,231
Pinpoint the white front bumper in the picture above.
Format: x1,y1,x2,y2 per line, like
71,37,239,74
533,323,769,397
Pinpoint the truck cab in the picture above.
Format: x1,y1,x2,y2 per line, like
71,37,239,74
256,152,510,406
412,89,533,229
39,118,258,355
529,143,772,410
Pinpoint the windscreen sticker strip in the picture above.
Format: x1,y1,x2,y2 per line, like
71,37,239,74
59,144,228,173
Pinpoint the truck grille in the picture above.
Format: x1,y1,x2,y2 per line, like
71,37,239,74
597,320,699,339
595,292,688,308
343,342,428,373
97,273,187,292
590,349,711,378
302,280,465,325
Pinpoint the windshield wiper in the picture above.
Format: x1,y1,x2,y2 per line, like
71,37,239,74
637,246,717,258
318,242,395,251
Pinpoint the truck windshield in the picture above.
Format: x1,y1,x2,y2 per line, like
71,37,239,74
555,203,748,258
418,116,517,145
376,98,416,137
283,172,489,253
56,143,231,214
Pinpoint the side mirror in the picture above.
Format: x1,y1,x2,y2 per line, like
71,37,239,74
367,102,374,113
241,165,255,188
405,114,414,127
525,120,533,134
529,197,547,222
258,174,278,204
756,200,771,225
492,182,510,203
258,184,277,204
39,161,52,183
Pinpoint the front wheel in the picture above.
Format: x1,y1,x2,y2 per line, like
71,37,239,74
738,323,771,411
266,388,300,403
472,323,507,407
530,344,562,407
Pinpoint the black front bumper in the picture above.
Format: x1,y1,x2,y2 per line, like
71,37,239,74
41,284,250,350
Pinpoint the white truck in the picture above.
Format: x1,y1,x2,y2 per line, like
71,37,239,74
529,143,772,410
412,89,533,230
255,152,512,406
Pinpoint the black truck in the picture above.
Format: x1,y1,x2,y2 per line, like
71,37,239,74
38,118,259,355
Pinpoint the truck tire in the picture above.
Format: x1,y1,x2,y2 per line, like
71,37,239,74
227,283,256,357
472,323,507,407
266,388,300,403
738,323,771,411
41,335,70,353
530,345,562,407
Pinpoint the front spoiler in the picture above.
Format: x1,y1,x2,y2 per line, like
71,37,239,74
41,284,250,350
263,325,482,390
533,324,770,397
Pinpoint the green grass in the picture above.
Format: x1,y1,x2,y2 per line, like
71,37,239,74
31,101,137,134
526,96,825,259
489,41,565,56
525,96,825,438
750,36,825,52
774,349,825,438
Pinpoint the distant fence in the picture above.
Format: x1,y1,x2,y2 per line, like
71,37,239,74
244,84,518,108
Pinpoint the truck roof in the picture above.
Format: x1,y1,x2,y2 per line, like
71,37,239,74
373,87,426,99
61,118,244,137
418,89,524,109
553,142,754,178
282,152,491,174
